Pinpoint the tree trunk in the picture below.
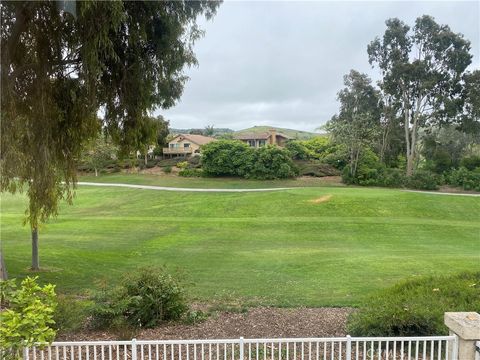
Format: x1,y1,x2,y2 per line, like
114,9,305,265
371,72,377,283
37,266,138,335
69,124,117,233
0,250,8,280
31,227,39,270
406,154,414,177
95,167,98,177
144,152,148,165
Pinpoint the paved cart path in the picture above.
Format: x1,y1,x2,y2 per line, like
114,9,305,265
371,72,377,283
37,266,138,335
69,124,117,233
77,182,293,192
78,181,480,196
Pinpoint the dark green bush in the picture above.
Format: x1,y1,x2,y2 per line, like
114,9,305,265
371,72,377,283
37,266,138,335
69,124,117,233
201,140,254,177
248,145,298,180
163,165,172,174
90,267,188,329
201,141,297,179
460,155,480,171
179,168,203,177
348,272,480,336
447,167,480,191
342,148,383,185
53,295,87,334
285,141,311,160
187,155,202,168
405,170,442,190
347,167,407,187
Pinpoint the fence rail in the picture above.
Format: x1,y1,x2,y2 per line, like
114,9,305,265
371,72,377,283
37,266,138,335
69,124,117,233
22,336,458,360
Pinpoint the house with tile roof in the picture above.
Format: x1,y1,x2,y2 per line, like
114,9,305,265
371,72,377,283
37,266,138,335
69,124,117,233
163,134,216,157
234,129,290,148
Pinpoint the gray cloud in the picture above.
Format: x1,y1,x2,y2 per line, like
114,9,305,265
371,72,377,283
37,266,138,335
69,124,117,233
159,1,480,132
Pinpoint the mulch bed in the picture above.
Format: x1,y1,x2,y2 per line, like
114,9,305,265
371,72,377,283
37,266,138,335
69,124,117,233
57,307,354,341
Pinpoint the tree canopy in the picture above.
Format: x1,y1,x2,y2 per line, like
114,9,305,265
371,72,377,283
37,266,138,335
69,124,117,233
0,1,220,269
326,70,381,178
367,15,473,175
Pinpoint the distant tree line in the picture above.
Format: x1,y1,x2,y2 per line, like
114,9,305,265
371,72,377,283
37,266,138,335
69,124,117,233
324,15,480,189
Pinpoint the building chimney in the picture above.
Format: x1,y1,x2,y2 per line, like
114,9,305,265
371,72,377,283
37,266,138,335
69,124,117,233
269,129,277,145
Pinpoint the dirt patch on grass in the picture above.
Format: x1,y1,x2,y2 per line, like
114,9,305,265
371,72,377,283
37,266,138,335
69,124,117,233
57,307,353,341
309,195,332,204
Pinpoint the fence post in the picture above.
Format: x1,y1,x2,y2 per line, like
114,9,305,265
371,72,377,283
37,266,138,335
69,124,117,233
132,338,137,360
239,337,244,360
23,347,28,360
444,312,480,360
346,335,351,360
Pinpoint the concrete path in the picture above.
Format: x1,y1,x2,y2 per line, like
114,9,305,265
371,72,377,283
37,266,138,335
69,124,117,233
78,181,480,196
77,182,293,192
402,189,480,197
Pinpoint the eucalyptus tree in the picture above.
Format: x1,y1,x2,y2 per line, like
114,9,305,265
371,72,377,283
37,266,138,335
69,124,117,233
459,70,480,136
368,16,472,176
0,1,220,270
326,70,381,178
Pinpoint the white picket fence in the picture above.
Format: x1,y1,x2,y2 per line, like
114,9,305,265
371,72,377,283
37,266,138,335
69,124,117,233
22,335,458,360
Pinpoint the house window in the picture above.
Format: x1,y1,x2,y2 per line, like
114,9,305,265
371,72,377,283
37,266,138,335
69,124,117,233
258,140,266,147
247,140,256,147
184,143,190,148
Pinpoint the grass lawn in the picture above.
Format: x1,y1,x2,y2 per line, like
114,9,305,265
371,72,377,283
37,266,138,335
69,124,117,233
2,181,479,307
79,173,343,189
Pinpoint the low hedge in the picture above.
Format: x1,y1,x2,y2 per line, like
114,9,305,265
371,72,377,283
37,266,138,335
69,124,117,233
446,167,480,191
347,272,480,336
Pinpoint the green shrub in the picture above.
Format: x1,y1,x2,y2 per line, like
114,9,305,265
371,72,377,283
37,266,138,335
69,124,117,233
176,161,189,169
405,170,442,190
460,155,480,171
348,167,407,188
285,141,311,160
90,267,188,329
342,148,383,185
447,167,480,191
146,159,158,168
0,277,57,359
347,272,480,336
248,145,298,180
53,295,87,334
179,168,203,177
183,309,208,325
201,140,254,177
163,165,172,174
187,155,202,168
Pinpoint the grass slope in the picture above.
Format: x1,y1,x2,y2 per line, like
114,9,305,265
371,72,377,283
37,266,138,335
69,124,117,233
2,185,479,307
234,126,322,140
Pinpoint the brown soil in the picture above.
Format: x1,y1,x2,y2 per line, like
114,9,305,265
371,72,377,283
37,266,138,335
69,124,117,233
309,195,332,204
57,307,353,341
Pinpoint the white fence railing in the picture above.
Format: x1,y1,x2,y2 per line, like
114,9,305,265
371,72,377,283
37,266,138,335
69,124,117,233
22,336,458,360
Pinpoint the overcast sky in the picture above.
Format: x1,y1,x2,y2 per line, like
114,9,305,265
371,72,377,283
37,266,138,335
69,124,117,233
160,1,480,132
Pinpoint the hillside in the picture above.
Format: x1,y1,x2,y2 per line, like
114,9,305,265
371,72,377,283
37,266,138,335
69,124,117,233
170,128,234,136
169,126,325,139
234,126,323,140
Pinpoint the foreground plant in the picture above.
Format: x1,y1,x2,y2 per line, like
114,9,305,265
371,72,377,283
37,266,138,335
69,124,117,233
0,277,57,360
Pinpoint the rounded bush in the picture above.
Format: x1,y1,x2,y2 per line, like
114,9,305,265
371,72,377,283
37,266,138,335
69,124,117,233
90,267,188,329
347,272,480,336
405,170,441,190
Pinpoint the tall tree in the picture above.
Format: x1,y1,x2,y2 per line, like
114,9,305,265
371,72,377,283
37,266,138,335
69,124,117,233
154,115,170,150
81,136,118,177
368,16,472,176
0,1,220,270
204,125,215,136
325,70,381,178
458,70,480,136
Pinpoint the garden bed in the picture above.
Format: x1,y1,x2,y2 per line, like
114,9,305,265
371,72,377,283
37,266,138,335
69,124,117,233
57,307,353,341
